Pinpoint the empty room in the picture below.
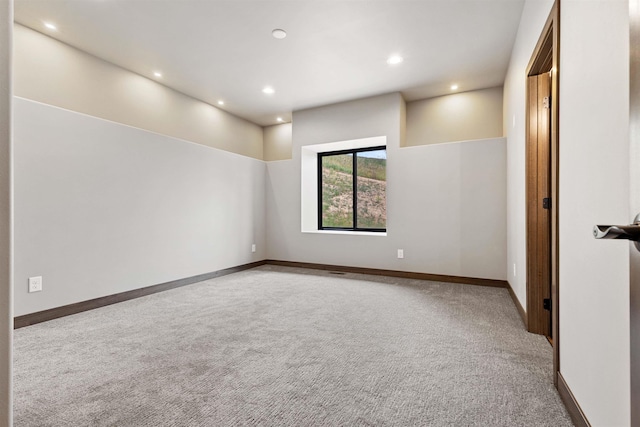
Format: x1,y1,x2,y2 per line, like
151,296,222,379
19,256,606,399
0,0,636,426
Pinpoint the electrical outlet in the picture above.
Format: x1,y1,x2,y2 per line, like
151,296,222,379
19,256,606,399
251,244,256,253
28,276,42,293
513,264,517,277
397,249,404,259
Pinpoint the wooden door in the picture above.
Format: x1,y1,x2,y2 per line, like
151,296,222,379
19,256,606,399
526,72,552,337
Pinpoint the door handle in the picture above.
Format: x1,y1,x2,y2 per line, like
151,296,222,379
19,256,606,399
593,224,640,240
594,213,640,249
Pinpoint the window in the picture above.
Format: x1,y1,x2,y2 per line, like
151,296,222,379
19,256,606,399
318,146,386,232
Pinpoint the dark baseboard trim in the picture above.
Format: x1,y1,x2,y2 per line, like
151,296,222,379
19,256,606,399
507,281,528,328
265,260,508,288
14,260,268,329
558,372,591,427
15,260,508,329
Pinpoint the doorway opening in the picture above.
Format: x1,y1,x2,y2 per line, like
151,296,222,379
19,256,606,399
525,1,560,384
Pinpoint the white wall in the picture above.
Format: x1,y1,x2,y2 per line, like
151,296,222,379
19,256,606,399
266,93,506,280
0,2,12,425
559,1,630,425
406,87,504,147
13,98,266,316
13,24,264,160
505,0,631,424
503,0,554,308
263,123,292,161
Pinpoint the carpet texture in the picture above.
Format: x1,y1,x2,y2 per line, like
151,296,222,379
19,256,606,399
14,265,573,426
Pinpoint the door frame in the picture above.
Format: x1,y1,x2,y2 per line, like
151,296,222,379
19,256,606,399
525,1,560,385
629,0,639,423
0,0,11,425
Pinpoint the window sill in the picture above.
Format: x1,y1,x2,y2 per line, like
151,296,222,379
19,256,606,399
303,230,387,237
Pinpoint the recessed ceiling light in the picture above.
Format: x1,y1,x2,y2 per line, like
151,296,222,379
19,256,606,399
153,71,162,78
44,22,57,31
272,29,287,39
277,117,284,122
262,86,275,94
218,100,225,106
451,84,459,90
387,55,403,65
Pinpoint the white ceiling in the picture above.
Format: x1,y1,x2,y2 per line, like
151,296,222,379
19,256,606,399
14,0,525,126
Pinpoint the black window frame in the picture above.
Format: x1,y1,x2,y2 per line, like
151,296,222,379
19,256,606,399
317,145,387,232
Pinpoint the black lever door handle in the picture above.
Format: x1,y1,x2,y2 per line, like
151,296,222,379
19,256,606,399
593,224,640,241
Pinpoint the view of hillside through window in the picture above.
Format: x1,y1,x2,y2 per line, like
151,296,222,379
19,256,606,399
319,148,386,231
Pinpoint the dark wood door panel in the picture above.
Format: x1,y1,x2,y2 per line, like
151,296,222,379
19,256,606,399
526,72,552,337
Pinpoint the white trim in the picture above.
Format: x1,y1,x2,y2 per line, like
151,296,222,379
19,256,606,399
400,136,506,149
303,230,387,237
